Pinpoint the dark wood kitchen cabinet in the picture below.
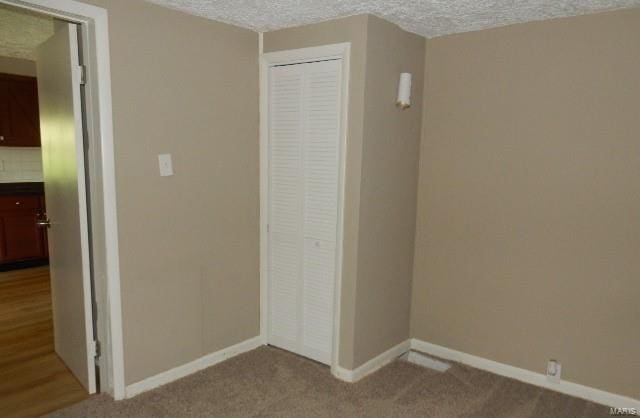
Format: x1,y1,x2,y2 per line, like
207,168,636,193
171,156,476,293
0,195,48,264
0,73,41,147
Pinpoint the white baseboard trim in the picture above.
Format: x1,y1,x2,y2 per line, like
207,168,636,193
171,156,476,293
333,339,410,383
125,336,263,398
411,339,640,409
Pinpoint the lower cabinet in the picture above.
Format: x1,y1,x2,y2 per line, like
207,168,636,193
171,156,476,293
0,195,48,264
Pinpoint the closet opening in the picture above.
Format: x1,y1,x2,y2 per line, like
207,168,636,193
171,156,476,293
259,43,350,375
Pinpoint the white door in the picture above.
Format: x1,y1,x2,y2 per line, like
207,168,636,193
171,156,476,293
267,59,342,365
36,22,95,393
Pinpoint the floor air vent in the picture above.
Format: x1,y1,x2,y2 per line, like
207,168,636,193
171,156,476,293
401,350,451,372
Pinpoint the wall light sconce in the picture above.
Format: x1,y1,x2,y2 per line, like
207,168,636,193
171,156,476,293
396,73,412,110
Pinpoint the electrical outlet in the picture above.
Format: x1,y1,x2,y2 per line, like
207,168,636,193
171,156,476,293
546,359,561,382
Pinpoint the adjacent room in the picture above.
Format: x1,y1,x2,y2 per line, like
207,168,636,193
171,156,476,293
0,0,638,416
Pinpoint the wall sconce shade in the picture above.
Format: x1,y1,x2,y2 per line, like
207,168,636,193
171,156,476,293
396,72,412,109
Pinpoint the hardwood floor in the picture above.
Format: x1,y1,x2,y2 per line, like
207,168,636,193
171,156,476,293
0,267,88,417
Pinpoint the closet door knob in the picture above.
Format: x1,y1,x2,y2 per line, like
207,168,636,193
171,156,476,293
0,135,4,141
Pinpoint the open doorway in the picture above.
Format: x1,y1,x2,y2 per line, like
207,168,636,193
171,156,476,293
0,2,122,414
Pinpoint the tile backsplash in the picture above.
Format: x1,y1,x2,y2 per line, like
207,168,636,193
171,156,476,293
0,148,43,183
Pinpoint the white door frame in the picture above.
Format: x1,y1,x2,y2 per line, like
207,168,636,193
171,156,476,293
0,0,125,400
259,42,350,376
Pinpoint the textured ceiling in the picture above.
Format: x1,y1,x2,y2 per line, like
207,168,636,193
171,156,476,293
0,5,54,60
146,0,640,38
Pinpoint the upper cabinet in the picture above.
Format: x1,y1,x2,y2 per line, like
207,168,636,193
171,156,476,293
0,73,41,147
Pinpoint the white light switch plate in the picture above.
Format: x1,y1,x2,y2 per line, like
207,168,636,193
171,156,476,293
158,154,173,176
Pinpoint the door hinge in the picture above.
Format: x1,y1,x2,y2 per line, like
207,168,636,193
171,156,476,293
78,65,87,85
92,340,101,358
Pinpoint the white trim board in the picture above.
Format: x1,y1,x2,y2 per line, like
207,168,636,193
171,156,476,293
411,339,640,409
259,42,351,373
333,340,410,383
125,337,263,399
0,0,125,400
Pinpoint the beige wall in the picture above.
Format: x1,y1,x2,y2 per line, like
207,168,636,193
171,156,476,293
265,15,424,369
85,0,259,385
0,56,36,76
412,8,640,398
264,15,368,369
353,16,424,367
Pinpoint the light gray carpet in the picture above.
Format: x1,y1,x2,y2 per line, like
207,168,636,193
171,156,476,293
48,346,608,417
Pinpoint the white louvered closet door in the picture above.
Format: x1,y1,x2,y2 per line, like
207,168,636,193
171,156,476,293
268,59,342,365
